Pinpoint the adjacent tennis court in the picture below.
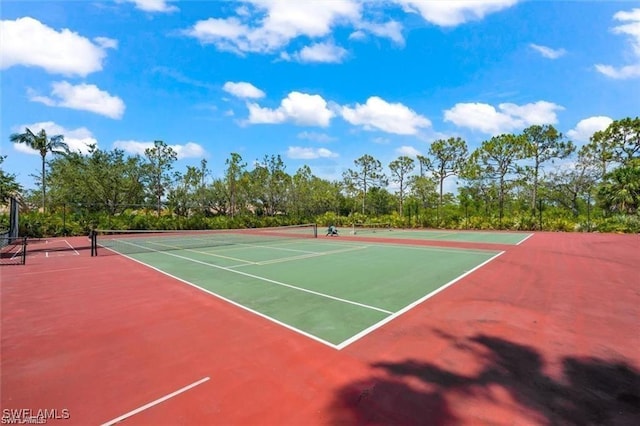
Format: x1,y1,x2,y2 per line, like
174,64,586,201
93,225,502,348
348,224,532,244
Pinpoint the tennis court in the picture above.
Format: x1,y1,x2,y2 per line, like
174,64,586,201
3,229,639,425
93,225,502,348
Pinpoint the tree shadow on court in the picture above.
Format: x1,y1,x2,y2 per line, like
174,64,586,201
329,332,640,425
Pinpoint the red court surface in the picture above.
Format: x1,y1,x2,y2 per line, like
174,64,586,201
1,232,639,425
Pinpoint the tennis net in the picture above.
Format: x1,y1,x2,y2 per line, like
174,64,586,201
350,222,392,235
91,223,318,256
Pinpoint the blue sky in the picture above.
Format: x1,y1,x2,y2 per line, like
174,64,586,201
2,0,639,192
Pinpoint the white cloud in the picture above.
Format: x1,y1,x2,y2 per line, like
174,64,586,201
125,0,178,13
287,146,338,159
396,145,421,157
93,37,118,50
393,0,519,27
223,81,266,99
372,136,391,144
0,17,116,77
112,140,205,159
184,1,401,57
297,131,336,143
595,64,640,79
29,81,125,119
341,96,431,135
443,101,563,134
247,92,335,127
186,1,360,54
595,8,640,79
287,41,348,63
12,121,97,155
348,30,367,41
530,43,566,59
172,142,206,159
567,116,613,143
356,20,405,45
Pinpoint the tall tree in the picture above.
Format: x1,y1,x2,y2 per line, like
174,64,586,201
521,125,575,210
290,165,313,219
425,137,468,221
469,134,526,223
9,128,67,212
599,117,640,165
47,147,146,214
597,160,640,215
0,156,23,205
581,131,616,180
143,140,177,215
388,156,415,216
168,165,207,218
248,155,290,216
225,153,246,218
343,154,387,214
544,155,598,217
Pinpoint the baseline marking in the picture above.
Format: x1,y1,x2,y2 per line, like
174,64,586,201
336,250,506,349
516,233,535,245
101,377,210,426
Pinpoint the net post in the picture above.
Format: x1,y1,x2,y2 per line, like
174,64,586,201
90,230,97,257
21,237,27,265
313,223,317,238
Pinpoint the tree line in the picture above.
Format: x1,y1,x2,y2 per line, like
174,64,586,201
1,117,638,236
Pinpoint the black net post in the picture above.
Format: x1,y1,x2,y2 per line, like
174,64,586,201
21,237,27,265
90,230,98,257
9,197,19,239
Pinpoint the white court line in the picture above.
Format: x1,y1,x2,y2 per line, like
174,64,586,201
119,239,392,315
201,241,318,255
100,377,210,426
146,240,257,265
63,239,80,255
231,245,369,268
516,233,535,245
336,250,506,349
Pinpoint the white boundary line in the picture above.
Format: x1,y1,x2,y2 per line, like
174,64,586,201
335,250,506,349
231,245,369,268
516,233,535,245
100,377,210,426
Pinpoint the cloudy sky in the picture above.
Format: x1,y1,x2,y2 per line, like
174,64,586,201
2,0,639,190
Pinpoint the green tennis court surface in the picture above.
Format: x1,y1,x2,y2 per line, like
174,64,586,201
350,227,532,244
104,235,501,349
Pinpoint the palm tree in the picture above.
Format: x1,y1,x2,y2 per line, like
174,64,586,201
9,128,67,212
